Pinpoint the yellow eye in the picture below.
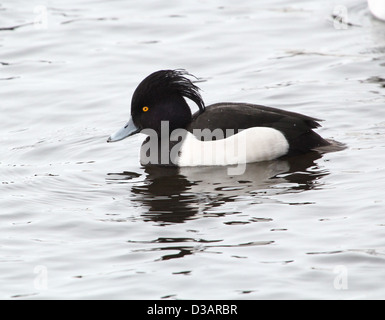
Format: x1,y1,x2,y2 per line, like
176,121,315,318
142,106,149,112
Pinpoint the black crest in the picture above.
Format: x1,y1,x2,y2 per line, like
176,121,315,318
132,69,205,113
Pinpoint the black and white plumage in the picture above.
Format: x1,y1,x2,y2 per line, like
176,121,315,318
108,69,331,166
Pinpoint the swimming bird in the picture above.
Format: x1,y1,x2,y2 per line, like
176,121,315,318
368,0,385,21
108,70,330,167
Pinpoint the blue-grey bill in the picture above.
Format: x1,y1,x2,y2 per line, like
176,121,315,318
107,117,140,142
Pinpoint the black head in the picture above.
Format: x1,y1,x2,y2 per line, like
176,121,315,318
130,69,205,135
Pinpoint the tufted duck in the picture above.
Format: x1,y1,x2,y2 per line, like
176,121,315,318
108,70,331,167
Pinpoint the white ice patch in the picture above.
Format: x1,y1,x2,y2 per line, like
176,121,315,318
368,0,385,21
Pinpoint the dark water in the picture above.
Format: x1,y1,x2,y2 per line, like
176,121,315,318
1,0,385,299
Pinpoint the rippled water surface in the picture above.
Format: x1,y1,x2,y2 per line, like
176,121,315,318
1,0,385,299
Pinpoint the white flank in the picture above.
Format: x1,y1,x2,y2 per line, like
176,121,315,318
177,127,289,166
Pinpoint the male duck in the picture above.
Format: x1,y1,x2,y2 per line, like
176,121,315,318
108,70,330,167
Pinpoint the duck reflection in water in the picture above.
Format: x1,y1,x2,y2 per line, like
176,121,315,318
107,151,332,225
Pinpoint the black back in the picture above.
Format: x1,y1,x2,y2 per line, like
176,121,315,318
187,103,330,155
